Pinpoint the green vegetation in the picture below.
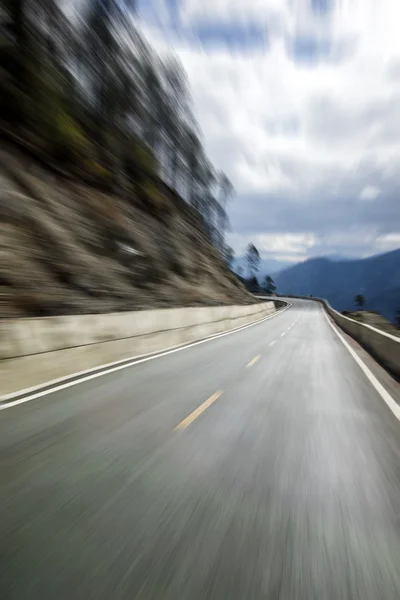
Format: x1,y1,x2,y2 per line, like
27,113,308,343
263,275,276,295
354,294,365,308
0,0,234,251
247,276,260,294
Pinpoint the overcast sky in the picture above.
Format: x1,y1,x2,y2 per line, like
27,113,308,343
138,0,400,264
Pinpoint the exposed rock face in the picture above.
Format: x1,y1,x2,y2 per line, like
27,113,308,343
0,146,253,318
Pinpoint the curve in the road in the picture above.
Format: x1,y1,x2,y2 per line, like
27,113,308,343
0,302,291,410
3,299,400,599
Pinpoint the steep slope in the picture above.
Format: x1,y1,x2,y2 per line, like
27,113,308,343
0,146,253,318
274,250,400,322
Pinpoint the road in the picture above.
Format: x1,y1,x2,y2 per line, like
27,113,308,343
2,299,400,599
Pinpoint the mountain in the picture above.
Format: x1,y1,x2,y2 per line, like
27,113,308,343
273,249,400,323
234,257,293,278
325,254,353,262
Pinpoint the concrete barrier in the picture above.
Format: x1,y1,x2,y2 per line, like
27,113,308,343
0,300,280,396
278,295,400,379
323,301,400,379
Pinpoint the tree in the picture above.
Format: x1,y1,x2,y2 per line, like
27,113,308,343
263,275,276,295
218,172,234,208
191,155,217,239
223,245,235,269
212,201,229,251
214,172,234,251
185,127,202,205
247,276,259,293
246,243,260,278
161,57,190,189
3,0,30,122
354,294,365,308
0,0,233,256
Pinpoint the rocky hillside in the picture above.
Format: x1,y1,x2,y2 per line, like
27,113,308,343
342,311,400,337
0,144,253,318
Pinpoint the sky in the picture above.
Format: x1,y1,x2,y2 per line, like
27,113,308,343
137,0,400,266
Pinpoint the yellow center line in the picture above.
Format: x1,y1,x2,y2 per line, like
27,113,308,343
246,354,261,368
174,390,224,431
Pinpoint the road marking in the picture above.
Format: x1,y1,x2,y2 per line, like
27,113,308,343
269,340,276,347
0,303,292,411
323,311,400,421
246,355,260,368
280,332,286,337
174,391,224,431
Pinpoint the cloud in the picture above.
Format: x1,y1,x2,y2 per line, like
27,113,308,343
375,233,400,252
360,185,381,201
228,232,317,262
139,0,400,262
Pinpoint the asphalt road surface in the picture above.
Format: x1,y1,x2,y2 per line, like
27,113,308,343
2,299,400,599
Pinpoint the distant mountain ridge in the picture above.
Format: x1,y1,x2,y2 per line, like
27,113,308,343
273,249,400,323
234,257,293,277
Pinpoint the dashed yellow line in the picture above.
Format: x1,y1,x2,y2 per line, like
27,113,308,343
246,355,261,368
174,390,224,431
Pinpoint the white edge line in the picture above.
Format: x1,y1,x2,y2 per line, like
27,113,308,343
323,310,400,421
2,304,290,401
326,301,400,342
0,302,292,410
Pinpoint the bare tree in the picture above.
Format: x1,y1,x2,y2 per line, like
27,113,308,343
246,243,260,278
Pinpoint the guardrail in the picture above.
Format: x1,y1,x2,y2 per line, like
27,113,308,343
278,295,400,379
0,300,281,397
